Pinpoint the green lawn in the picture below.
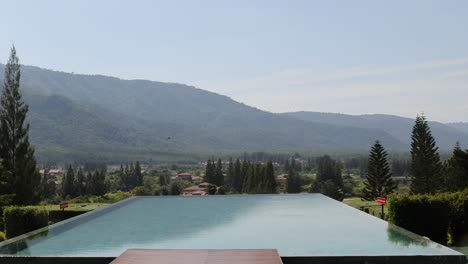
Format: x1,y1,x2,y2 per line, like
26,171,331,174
343,197,388,219
35,203,109,211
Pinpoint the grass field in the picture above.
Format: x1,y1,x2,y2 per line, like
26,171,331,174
343,197,388,219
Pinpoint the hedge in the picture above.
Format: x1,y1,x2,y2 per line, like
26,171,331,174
3,206,49,239
0,231,5,242
388,189,468,245
48,210,87,223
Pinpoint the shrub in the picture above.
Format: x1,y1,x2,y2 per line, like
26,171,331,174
0,231,5,242
169,182,183,195
0,194,14,229
132,186,150,196
160,186,169,196
388,189,468,245
465,200,468,230
3,206,49,238
216,186,226,195
207,184,217,195
103,191,132,203
152,186,161,196
443,189,468,243
48,210,87,223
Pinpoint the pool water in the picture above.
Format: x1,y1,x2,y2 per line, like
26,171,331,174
0,194,463,257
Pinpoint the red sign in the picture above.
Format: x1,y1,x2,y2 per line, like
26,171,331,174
59,202,69,210
376,197,386,205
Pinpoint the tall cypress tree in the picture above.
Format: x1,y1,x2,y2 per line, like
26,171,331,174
410,114,442,194
363,141,396,200
0,47,40,205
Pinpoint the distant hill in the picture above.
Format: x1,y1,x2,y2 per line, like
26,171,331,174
2,64,467,162
0,64,414,162
282,112,468,150
447,122,468,134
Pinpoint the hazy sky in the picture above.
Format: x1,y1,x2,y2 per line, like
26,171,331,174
1,0,467,122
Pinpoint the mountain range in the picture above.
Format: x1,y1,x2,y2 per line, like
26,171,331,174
0,64,467,162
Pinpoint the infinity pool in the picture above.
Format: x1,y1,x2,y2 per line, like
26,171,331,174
0,194,463,259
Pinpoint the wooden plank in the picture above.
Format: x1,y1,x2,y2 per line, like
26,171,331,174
111,249,283,264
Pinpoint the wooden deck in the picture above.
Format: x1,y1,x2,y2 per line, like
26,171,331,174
110,249,283,264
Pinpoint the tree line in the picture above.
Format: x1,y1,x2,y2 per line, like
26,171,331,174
59,161,144,199
204,158,277,194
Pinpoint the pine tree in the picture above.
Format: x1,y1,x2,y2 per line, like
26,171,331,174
232,159,242,192
241,160,249,187
363,141,396,200
254,163,264,193
86,171,93,194
316,155,343,188
410,114,442,194
123,164,131,190
95,170,107,196
442,142,468,191
226,158,234,190
215,158,224,186
204,159,215,184
40,169,49,199
134,161,143,187
129,162,135,189
264,160,277,193
286,167,301,193
62,165,75,198
243,163,256,193
0,47,40,205
75,167,85,196
284,159,290,173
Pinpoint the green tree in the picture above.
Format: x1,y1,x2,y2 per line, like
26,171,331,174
410,114,442,194
204,159,215,184
0,47,40,205
74,167,86,196
442,142,468,191
232,159,243,192
134,161,143,187
226,158,234,190
214,158,224,186
319,180,344,201
95,170,107,196
62,165,75,198
263,160,277,193
39,169,55,199
316,155,343,188
243,164,255,193
0,162,12,197
286,168,301,193
363,141,397,200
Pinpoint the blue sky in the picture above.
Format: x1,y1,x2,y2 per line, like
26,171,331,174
1,0,468,122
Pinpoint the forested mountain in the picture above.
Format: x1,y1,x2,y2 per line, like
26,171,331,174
0,64,465,162
282,112,468,150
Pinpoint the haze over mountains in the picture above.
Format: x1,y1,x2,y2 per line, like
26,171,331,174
0,64,467,162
